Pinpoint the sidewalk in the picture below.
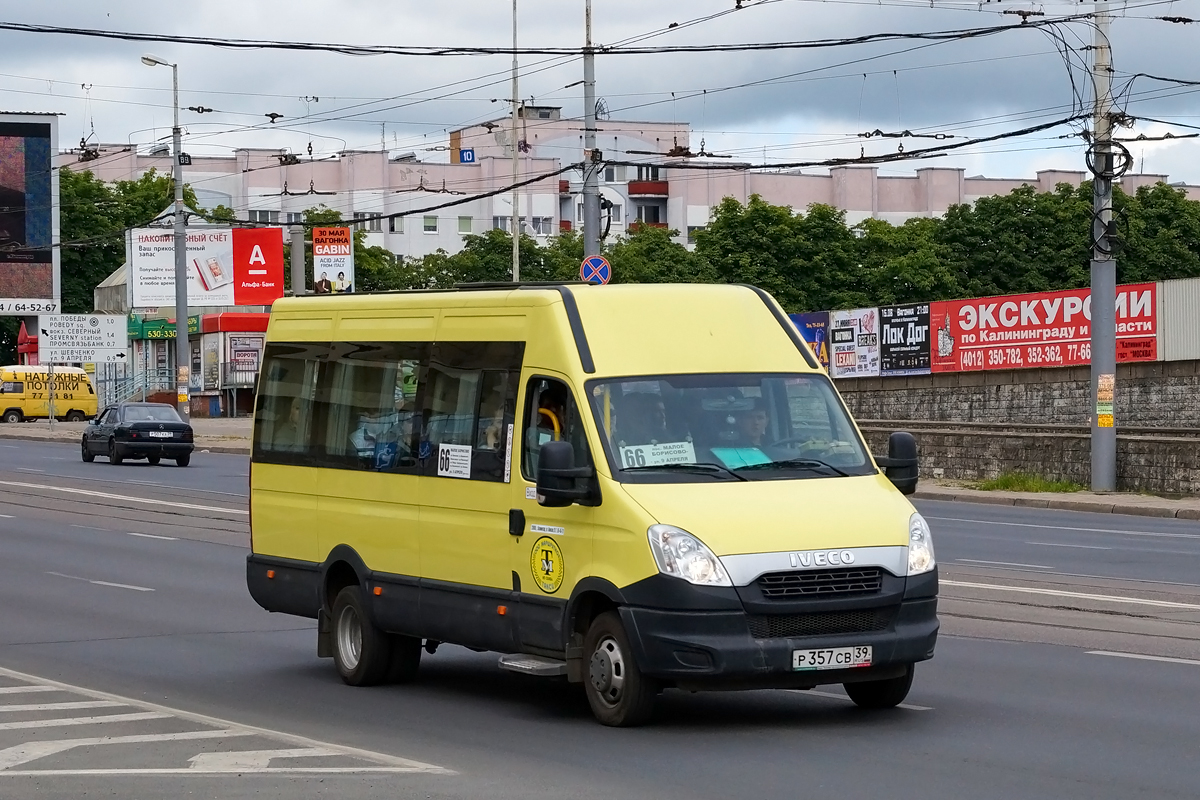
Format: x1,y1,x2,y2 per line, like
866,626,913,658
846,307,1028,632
914,481,1200,521
0,418,252,454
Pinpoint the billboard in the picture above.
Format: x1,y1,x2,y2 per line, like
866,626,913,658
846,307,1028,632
788,312,830,370
830,307,880,378
930,283,1157,372
0,114,59,314
128,227,284,309
880,303,931,376
312,227,354,294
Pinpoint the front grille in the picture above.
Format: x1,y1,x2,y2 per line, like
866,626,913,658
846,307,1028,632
756,567,883,599
747,607,897,639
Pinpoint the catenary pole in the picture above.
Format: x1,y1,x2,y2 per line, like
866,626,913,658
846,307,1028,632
511,0,521,281
582,0,600,258
290,225,306,296
1090,0,1116,491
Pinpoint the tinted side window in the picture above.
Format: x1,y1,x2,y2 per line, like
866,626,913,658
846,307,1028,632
253,343,326,464
320,342,428,472
521,377,594,482
420,342,523,482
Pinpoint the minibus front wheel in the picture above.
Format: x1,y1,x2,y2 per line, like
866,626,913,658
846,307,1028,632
844,664,915,709
583,611,658,727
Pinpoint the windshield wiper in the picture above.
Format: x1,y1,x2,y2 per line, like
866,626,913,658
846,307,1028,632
734,457,851,477
621,462,748,482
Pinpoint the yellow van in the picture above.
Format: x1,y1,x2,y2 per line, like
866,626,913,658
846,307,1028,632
247,283,937,726
0,365,98,423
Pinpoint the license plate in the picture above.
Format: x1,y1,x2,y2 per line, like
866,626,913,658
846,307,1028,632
792,645,872,671
147,431,173,439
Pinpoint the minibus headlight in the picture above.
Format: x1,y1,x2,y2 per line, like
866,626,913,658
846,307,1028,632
908,513,936,575
647,525,732,587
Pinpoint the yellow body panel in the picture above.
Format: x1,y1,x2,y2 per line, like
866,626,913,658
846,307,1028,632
253,285,909,600
0,366,98,420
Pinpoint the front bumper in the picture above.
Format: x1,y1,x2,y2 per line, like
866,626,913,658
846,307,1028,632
115,440,194,458
616,569,939,690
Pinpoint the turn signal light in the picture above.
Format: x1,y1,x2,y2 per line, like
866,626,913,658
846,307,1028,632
497,605,508,616
266,570,275,579
373,586,382,596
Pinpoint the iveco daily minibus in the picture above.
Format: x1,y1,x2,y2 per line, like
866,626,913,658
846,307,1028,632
247,283,937,726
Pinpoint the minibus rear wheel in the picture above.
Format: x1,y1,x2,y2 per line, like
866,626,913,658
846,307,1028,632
844,664,915,709
582,611,658,727
331,586,391,686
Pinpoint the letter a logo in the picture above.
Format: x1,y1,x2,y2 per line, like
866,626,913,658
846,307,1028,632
249,244,266,265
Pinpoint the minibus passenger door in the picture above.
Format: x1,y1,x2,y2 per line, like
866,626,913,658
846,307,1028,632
512,376,595,654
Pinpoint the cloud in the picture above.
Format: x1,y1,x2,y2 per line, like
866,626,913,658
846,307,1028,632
1,0,1199,182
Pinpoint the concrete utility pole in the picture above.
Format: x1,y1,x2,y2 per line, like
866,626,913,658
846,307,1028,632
142,53,189,419
582,0,601,258
511,0,521,281
1089,2,1116,491
290,225,306,296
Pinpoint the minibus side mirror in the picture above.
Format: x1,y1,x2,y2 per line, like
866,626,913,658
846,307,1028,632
875,431,919,496
537,440,594,507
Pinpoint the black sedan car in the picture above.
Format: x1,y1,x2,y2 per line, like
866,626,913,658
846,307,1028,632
82,402,195,467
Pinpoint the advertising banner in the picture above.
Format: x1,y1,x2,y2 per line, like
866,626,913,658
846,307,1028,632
880,303,931,376
128,228,284,309
312,227,354,294
830,308,880,378
788,312,830,370
0,114,59,314
930,283,1157,372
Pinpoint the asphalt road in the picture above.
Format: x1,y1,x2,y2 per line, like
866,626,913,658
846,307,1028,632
0,441,1197,798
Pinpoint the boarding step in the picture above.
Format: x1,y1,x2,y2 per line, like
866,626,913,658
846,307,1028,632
498,654,568,677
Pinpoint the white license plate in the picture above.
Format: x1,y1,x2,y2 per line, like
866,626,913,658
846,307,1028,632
792,645,872,671
147,431,173,439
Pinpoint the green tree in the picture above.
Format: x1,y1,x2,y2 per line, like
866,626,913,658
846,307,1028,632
607,223,712,283
1116,183,1200,284
854,217,961,305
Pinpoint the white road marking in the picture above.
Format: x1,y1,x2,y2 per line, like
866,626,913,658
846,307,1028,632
0,730,254,770
126,531,177,541
15,468,43,473
0,481,247,515
788,689,932,711
0,712,169,731
928,516,1200,540
1026,542,1112,550
70,524,111,532
0,686,57,695
941,579,1200,609
0,701,123,713
0,767,441,776
956,559,1054,569
189,748,338,770
1087,651,1200,667
46,572,154,593
0,515,12,519
0,666,452,775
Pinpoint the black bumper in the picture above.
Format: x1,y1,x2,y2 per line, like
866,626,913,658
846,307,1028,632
616,570,939,690
115,441,194,458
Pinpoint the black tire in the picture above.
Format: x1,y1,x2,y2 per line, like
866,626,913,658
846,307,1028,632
65,410,85,423
386,634,423,684
81,437,95,463
2,410,21,424
147,456,161,465
844,664,915,709
175,454,190,467
582,611,658,727
331,586,392,687
108,438,123,465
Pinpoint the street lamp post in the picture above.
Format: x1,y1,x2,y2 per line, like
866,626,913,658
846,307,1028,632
142,54,190,419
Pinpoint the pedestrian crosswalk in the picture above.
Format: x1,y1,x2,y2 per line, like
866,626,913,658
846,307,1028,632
0,666,452,777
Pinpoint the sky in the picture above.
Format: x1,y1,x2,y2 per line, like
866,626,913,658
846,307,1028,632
2,0,1200,184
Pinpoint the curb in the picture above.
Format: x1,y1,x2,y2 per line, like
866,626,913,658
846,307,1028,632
0,433,251,456
913,490,1200,521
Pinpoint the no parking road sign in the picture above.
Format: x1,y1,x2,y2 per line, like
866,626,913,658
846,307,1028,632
580,255,611,285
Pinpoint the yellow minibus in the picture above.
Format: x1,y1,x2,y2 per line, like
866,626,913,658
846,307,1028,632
247,283,936,726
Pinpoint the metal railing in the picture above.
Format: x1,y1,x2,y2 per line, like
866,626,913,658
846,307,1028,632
97,368,176,406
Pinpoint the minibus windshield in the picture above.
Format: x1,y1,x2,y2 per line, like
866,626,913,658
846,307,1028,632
586,373,875,483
